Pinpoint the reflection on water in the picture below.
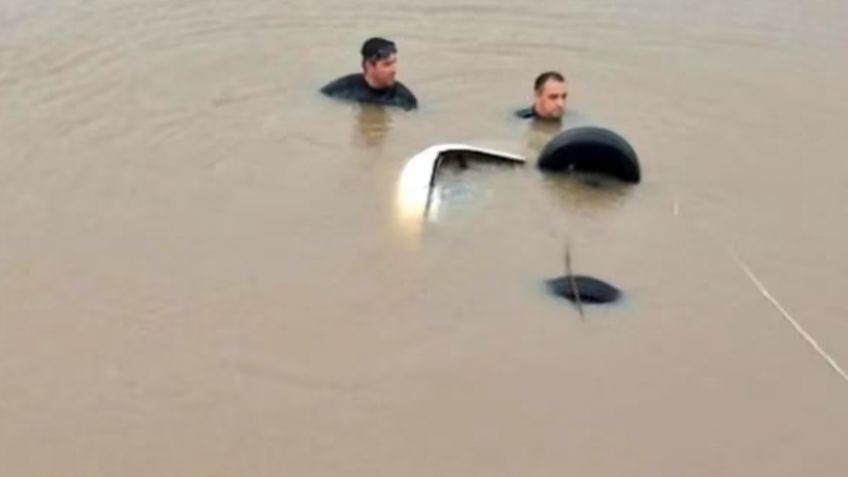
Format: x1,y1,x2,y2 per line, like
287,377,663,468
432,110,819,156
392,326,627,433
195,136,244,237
353,104,391,147
540,173,634,214
525,117,562,154
525,108,598,155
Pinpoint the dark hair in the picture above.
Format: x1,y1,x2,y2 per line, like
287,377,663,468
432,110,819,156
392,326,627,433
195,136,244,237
534,71,566,91
361,37,397,63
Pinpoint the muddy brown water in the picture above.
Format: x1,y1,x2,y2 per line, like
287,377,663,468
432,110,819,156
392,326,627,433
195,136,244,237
2,1,847,475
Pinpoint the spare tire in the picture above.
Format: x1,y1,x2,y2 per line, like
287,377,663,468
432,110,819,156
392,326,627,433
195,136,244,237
546,275,621,304
537,127,640,183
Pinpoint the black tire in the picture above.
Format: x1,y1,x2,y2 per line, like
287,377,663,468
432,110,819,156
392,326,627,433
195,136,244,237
546,275,621,304
537,127,641,183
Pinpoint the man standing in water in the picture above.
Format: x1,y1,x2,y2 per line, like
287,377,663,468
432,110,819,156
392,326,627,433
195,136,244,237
321,37,418,111
515,71,568,121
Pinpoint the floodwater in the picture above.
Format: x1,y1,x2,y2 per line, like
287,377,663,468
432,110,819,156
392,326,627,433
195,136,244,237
2,0,847,475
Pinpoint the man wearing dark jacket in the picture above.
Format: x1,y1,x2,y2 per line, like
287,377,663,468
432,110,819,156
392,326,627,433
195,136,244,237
515,71,568,121
321,37,418,111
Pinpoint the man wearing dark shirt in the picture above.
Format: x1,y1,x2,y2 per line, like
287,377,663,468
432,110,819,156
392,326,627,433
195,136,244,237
515,71,568,121
320,37,418,111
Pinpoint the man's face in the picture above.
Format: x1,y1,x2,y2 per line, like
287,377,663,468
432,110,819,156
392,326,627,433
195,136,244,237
364,53,397,89
534,79,568,120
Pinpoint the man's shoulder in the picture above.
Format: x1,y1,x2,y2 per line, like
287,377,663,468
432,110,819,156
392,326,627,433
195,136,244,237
392,81,418,109
514,106,537,119
320,74,418,110
320,73,365,96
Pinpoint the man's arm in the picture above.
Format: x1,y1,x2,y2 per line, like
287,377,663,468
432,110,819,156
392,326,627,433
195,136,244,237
396,83,418,110
514,106,536,119
320,74,357,97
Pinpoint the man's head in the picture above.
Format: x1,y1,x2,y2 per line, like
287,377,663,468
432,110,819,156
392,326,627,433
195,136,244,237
361,37,398,89
533,71,567,120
